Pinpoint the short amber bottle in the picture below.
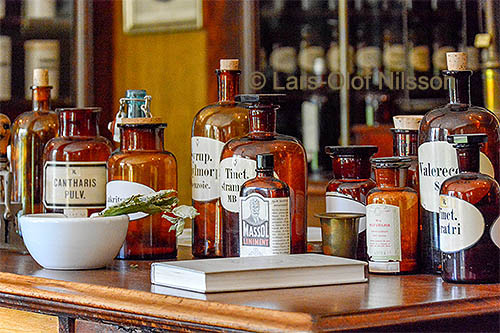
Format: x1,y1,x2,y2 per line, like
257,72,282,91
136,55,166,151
366,157,419,274
107,117,178,259
43,108,112,217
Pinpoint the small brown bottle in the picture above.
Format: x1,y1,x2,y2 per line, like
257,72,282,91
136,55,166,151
238,154,291,257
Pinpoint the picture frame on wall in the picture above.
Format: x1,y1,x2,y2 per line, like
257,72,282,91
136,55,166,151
123,0,203,34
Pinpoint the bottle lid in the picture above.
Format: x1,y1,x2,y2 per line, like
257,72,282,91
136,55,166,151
257,153,274,170
325,145,378,157
220,59,239,71
371,156,412,169
125,89,146,99
120,117,166,126
33,68,49,86
236,94,286,105
446,52,468,71
392,115,423,130
447,133,488,146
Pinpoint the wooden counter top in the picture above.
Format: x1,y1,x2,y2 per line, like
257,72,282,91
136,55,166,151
0,247,498,332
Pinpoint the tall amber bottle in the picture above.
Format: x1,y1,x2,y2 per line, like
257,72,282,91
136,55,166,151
418,52,500,273
221,94,307,257
107,117,178,259
11,69,58,215
43,108,112,217
191,59,248,258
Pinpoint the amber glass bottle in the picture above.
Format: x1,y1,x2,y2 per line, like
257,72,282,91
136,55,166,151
0,113,10,167
239,154,291,257
221,94,307,257
418,52,500,273
325,145,378,260
191,59,248,258
440,134,499,283
43,108,112,217
11,69,58,215
107,117,177,259
366,157,419,274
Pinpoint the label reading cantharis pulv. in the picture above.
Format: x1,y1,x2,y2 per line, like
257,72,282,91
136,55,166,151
326,191,367,233
366,204,401,262
239,193,290,257
220,156,256,213
191,137,225,202
43,161,107,213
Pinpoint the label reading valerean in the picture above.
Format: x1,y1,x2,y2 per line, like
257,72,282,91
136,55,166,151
366,204,401,261
43,161,106,209
220,156,256,213
239,193,290,257
326,192,367,233
106,180,155,221
439,195,485,253
191,137,225,202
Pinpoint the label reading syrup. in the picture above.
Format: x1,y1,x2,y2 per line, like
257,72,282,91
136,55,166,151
220,156,256,213
43,161,106,210
366,204,401,262
191,137,225,202
106,180,155,220
439,195,485,253
326,192,367,233
239,193,290,257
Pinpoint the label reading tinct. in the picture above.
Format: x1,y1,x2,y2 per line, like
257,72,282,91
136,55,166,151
366,204,401,262
106,180,155,221
239,193,290,257
191,137,225,202
220,156,256,213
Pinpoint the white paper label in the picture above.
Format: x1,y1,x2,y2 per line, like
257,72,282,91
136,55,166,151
239,193,290,257
220,156,256,213
366,204,401,261
0,0,5,19
301,101,319,161
43,161,107,209
410,45,430,72
439,195,485,252
106,180,155,221
491,216,500,249
419,141,495,213
191,137,225,202
356,46,382,70
326,191,367,233
25,40,60,99
0,36,11,101
383,44,405,72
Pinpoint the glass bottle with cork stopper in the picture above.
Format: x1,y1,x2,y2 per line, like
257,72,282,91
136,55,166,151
418,52,500,273
191,59,249,258
43,107,112,217
239,153,291,257
11,68,58,215
220,94,307,257
107,116,177,259
439,134,499,283
366,157,419,274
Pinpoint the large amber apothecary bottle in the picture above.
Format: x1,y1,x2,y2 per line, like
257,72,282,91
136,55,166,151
43,108,112,217
191,59,248,258
107,117,178,259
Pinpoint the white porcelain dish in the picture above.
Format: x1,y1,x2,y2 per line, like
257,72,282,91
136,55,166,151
19,213,129,270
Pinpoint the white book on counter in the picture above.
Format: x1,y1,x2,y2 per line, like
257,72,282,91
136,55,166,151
151,254,367,293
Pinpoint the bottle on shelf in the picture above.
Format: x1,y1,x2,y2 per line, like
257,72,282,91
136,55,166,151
366,157,419,274
0,36,11,102
24,40,60,100
11,69,58,215
107,117,177,260
418,52,500,274
191,59,248,258
325,145,378,260
439,134,499,283
43,107,112,217
239,153,291,257
221,94,307,257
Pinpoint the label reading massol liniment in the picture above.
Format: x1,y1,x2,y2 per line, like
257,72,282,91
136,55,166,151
191,137,225,202
220,156,256,213
43,161,107,209
106,180,155,221
366,204,401,261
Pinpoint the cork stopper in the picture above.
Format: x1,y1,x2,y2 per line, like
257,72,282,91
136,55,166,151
220,59,239,71
33,68,49,86
120,117,165,125
393,115,424,130
446,52,468,71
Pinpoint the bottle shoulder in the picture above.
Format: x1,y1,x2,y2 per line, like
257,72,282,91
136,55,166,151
192,103,248,139
12,111,58,134
222,134,306,156
440,173,499,199
108,150,176,165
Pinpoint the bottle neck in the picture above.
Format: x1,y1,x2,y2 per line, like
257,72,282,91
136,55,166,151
456,146,480,173
248,107,277,138
120,126,165,151
332,156,372,179
32,86,52,112
392,130,418,157
217,70,240,102
256,169,273,178
446,71,471,105
374,167,408,188
59,110,99,137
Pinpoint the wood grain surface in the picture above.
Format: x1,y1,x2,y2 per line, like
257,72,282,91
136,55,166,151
0,307,58,332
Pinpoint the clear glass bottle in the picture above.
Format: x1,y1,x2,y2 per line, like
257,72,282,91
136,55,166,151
43,107,112,217
418,52,500,273
367,157,419,274
221,94,307,257
11,69,58,215
110,89,151,145
239,154,290,257
191,59,248,258
107,117,177,259
325,145,378,260
439,134,500,283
